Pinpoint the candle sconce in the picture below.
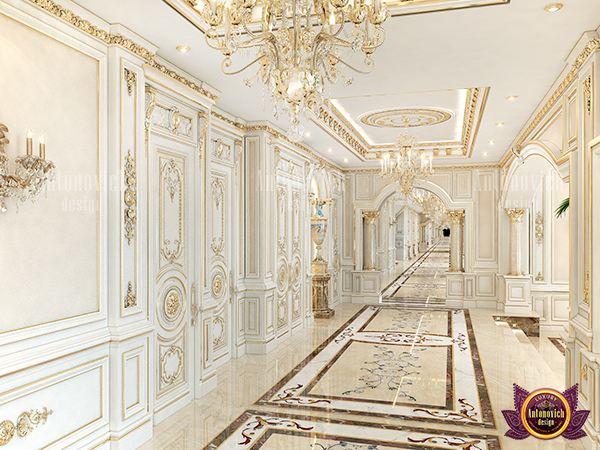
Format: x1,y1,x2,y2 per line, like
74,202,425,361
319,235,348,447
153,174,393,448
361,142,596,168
0,123,55,212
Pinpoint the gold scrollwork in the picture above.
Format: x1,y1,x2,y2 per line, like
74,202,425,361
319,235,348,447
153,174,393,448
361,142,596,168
161,158,183,264
583,75,592,115
124,150,137,244
124,281,137,308
535,212,544,245
124,68,136,96
211,178,225,255
582,364,589,381
213,315,226,347
278,186,287,251
535,272,544,282
145,87,156,155
0,407,52,446
198,112,208,169
160,345,184,385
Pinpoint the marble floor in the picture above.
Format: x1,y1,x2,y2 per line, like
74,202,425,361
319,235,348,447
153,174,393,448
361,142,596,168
138,301,583,450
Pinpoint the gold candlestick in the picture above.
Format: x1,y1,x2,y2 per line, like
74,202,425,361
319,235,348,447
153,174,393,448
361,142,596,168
39,135,45,159
27,129,33,155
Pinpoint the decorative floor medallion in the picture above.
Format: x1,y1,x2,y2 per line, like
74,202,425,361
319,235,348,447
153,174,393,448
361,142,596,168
202,410,502,450
256,305,495,428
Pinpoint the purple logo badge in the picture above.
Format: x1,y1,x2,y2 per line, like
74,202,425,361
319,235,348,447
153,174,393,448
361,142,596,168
502,384,589,440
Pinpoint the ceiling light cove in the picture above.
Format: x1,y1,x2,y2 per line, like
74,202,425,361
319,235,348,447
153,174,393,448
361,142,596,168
176,45,190,53
544,3,563,12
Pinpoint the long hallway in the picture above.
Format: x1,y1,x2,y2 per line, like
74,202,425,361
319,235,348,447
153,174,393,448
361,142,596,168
382,238,450,307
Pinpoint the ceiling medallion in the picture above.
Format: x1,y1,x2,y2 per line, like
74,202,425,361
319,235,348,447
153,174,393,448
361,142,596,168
360,108,453,128
200,0,390,142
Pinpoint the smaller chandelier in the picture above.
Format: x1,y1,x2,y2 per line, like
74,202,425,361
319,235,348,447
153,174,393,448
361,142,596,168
0,124,56,212
200,0,390,142
380,121,433,198
412,189,449,227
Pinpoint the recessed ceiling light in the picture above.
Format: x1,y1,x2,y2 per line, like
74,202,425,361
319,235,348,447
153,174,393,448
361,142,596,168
507,96,518,100
483,152,489,156
177,46,190,53
305,132,312,137
496,122,504,127
544,3,563,12
327,148,333,152
488,140,495,145
343,158,348,163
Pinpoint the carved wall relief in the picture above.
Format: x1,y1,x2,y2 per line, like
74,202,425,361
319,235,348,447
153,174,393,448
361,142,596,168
0,407,53,446
211,177,226,256
159,156,185,271
211,139,232,162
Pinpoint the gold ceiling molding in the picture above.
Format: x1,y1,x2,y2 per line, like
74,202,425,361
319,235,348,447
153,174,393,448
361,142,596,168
503,38,600,166
26,0,218,102
210,112,342,172
343,163,500,173
324,87,487,158
360,108,452,128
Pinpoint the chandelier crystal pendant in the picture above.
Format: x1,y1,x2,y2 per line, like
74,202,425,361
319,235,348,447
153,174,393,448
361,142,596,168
201,0,390,142
380,120,434,198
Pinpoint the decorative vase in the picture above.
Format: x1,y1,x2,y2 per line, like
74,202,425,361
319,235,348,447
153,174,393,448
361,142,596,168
311,218,328,274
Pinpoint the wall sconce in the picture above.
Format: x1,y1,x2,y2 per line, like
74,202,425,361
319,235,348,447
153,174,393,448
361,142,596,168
0,123,55,212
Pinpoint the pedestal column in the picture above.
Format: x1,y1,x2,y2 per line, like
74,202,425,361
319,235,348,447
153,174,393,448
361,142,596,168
363,211,380,270
506,208,526,276
448,210,465,272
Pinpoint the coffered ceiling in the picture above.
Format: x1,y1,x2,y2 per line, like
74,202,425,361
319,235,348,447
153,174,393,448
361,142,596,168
71,0,600,168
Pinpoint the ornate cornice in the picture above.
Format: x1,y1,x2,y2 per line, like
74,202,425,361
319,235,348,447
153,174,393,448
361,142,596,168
343,163,500,174
317,107,368,157
504,38,600,166
26,0,218,102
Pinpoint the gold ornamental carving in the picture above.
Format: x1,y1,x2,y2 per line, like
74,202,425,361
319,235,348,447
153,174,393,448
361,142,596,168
0,407,53,447
165,290,181,318
124,150,137,244
535,212,544,245
160,345,184,385
210,178,225,255
198,112,208,170
212,272,225,298
213,315,226,347
124,68,136,96
505,208,526,222
144,88,156,155
160,158,183,264
447,210,465,224
535,272,544,282
583,75,592,115
124,281,137,308
582,364,589,381
362,210,380,225
583,271,591,305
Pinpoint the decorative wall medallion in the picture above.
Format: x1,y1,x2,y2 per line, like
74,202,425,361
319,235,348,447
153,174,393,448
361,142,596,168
211,271,226,299
535,212,544,245
0,407,52,446
158,286,186,331
171,109,181,134
213,314,226,347
124,281,137,308
360,108,453,128
583,75,592,115
124,68,136,96
165,290,181,318
160,345,184,385
124,150,137,244
277,259,289,294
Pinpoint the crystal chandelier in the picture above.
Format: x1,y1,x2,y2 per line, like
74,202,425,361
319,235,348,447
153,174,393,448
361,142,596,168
0,124,56,212
201,0,390,142
380,121,433,198
412,189,449,227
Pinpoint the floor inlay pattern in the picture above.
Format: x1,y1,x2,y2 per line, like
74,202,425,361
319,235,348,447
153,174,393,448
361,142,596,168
202,410,502,450
256,305,495,428
548,337,567,356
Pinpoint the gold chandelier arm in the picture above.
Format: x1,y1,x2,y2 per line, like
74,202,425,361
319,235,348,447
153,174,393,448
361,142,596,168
221,54,270,76
321,52,375,74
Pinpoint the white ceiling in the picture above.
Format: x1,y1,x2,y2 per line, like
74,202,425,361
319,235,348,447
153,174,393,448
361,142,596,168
72,0,600,168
